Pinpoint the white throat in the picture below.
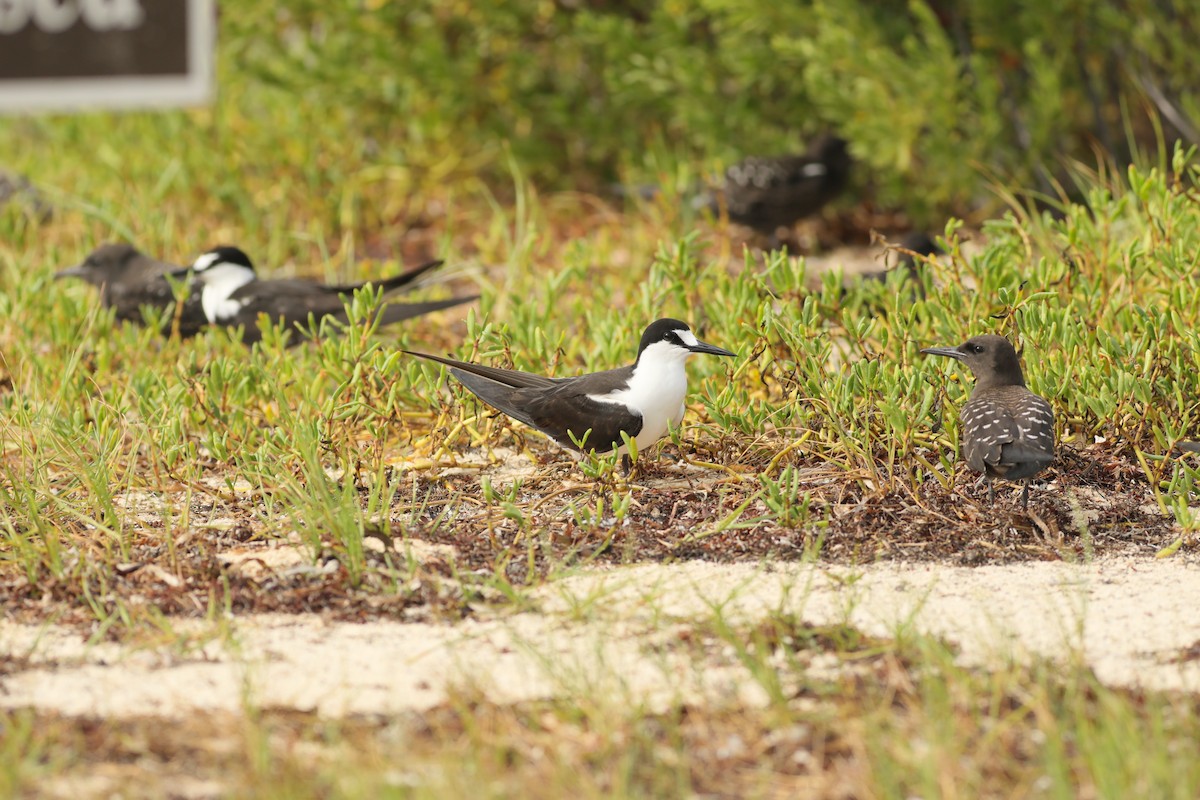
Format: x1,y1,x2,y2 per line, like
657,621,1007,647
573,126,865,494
198,262,255,323
589,340,695,453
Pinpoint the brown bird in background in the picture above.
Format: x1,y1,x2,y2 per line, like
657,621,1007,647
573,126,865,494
709,134,853,238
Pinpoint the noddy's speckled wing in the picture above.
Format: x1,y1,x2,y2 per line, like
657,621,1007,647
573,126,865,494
960,381,1055,481
720,136,852,234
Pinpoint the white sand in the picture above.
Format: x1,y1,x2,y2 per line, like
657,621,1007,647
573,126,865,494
3,555,1199,718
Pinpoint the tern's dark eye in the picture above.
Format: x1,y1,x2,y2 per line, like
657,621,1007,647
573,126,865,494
968,343,984,353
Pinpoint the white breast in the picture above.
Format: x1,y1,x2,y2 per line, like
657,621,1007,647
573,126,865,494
198,263,255,323
588,340,693,454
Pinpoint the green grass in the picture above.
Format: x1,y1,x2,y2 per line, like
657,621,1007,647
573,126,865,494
2,4,1200,797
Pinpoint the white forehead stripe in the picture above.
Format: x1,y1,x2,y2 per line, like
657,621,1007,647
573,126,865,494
193,251,221,272
678,329,699,348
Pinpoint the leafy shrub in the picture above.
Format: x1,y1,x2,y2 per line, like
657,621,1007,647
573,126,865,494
222,0,1200,225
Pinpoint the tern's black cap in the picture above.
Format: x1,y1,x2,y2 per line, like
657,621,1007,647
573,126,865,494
921,334,1055,507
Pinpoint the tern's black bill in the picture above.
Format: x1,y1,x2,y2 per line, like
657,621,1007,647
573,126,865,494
920,346,964,361
54,264,86,279
690,339,736,358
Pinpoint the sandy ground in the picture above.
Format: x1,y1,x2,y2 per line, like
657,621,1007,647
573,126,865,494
3,555,1198,718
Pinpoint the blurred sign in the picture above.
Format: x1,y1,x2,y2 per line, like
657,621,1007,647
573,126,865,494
0,0,214,112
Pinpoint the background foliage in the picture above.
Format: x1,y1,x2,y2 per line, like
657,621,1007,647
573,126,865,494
219,0,1200,223
2,3,1200,797
5,0,1198,245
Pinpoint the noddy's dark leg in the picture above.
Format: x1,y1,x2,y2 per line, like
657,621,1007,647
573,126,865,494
621,453,633,476
1020,481,1030,509
987,481,995,504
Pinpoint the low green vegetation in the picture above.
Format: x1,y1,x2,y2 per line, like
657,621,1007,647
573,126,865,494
2,2,1200,797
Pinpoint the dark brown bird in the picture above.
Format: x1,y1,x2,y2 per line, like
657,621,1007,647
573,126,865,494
0,169,52,221
713,134,852,236
56,243,209,337
893,231,940,285
921,334,1055,508
854,231,941,301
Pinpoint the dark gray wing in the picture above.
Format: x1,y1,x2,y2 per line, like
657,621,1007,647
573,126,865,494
960,393,1055,479
405,351,560,389
1001,394,1055,479
444,362,643,452
373,295,478,327
224,280,371,341
108,271,207,337
229,279,346,318
234,260,445,306
722,156,830,231
958,396,1019,474
522,370,644,451
226,280,475,342
721,137,851,233
324,259,445,294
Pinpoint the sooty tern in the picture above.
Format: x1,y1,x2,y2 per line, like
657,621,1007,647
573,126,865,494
406,318,736,459
181,246,478,344
56,243,208,337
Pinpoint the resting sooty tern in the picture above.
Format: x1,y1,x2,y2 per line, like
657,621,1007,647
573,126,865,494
56,243,208,337
406,318,736,458
183,246,477,344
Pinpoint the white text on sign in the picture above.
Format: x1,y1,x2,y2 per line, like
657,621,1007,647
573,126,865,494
0,0,145,34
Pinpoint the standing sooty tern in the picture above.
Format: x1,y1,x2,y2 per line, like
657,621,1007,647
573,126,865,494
181,246,478,344
405,318,736,459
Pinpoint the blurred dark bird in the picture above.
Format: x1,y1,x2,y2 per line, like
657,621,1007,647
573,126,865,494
894,232,941,281
859,231,941,290
921,334,1056,508
608,182,665,202
404,318,735,461
0,169,52,221
707,135,852,237
56,243,208,337
181,246,477,345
